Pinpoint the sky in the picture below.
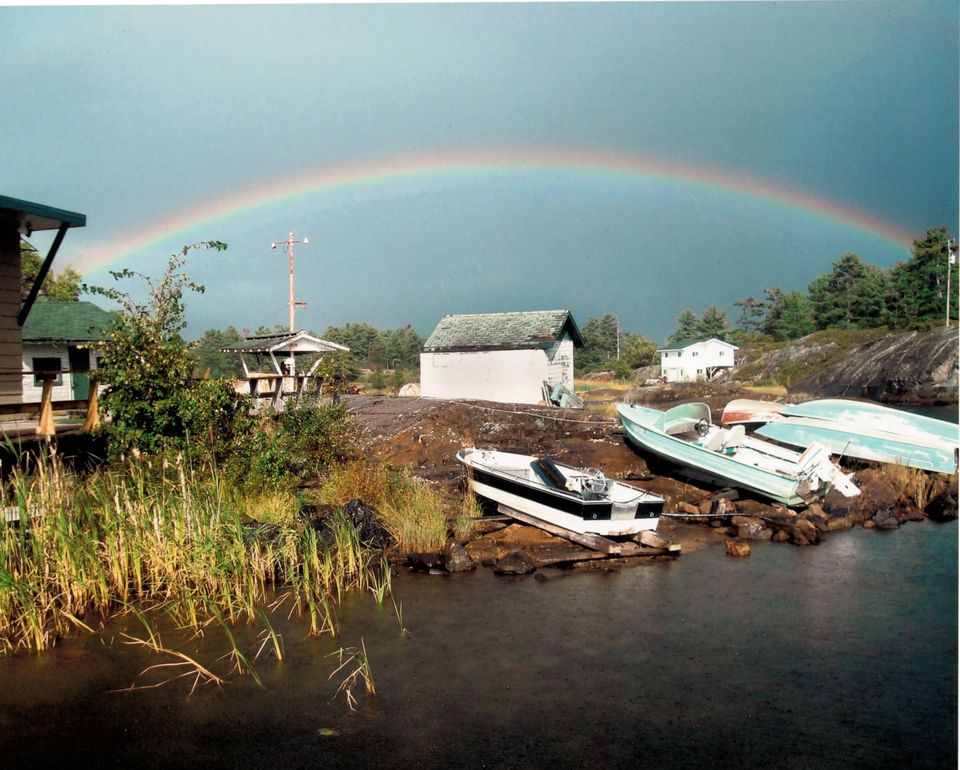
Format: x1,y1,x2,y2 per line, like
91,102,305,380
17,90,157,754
3,2,958,344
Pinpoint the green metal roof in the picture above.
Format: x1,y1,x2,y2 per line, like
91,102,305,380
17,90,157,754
423,310,583,353
0,195,86,235
21,301,115,344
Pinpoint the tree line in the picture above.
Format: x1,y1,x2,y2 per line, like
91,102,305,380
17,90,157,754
190,322,425,380
666,226,958,346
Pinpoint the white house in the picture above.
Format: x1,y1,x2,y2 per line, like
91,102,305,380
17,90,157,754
21,301,114,403
420,309,584,405
658,338,738,383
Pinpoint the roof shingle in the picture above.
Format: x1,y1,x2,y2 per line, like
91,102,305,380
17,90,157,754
423,310,582,352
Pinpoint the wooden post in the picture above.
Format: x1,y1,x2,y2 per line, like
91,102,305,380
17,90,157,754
36,378,55,437
80,379,99,431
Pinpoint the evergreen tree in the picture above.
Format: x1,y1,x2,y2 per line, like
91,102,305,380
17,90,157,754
698,306,730,340
666,309,700,346
191,326,244,378
771,291,815,340
733,296,766,333
807,252,889,329
578,315,620,371
888,227,957,324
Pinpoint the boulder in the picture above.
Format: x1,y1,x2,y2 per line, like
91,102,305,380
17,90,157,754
821,487,858,519
442,538,476,573
677,502,700,516
926,491,958,522
771,530,791,543
824,515,854,532
397,383,421,397
873,507,900,530
735,519,774,541
493,550,538,575
343,499,395,548
406,552,443,571
803,503,831,532
737,499,782,519
725,539,752,558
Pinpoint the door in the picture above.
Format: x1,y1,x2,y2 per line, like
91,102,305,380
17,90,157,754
68,346,90,400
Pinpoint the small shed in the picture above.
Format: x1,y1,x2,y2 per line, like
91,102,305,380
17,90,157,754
221,330,349,408
420,309,584,405
0,195,86,404
658,338,738,382
21,300,114,403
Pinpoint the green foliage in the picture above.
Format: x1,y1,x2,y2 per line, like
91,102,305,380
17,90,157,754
733,296,765,333
576,315,657,374
667,307,731,347
228,403,359,490
807,252,890,330
323,322,424,372
666,309,700,347
20,241,83,301
191,326,244,378
888,226,957,325
85,242,252,458
769,290,815,341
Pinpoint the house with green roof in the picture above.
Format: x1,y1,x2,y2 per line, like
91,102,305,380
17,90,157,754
420,309,583,405
21,300,115,402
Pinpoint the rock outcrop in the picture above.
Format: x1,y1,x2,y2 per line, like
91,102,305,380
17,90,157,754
792,326,958,403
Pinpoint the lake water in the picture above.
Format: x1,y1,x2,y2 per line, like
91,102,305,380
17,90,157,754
0,521,955,769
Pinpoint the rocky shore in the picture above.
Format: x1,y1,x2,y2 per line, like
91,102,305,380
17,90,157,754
343,388,958,571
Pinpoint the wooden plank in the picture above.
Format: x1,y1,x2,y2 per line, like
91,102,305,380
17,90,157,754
497,503,623,554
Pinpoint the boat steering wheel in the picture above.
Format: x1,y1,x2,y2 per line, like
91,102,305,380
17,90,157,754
695,418,710,438
583,468,607,494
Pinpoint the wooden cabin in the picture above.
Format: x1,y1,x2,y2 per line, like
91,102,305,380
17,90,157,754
0,195,86,405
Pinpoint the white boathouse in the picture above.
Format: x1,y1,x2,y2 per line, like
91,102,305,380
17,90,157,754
420,309,583,405
658,338,738,383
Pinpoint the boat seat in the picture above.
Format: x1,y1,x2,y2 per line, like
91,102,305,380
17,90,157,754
703,429,727,453
724,425,746,454
532,457,567,489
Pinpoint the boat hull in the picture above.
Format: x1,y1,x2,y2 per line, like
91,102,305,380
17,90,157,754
617,404,805,505
458,450,662,536
756,417,959,474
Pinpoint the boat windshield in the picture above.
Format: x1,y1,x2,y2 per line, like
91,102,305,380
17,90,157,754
657,402,712,435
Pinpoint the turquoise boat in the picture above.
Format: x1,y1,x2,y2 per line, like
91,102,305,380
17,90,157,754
722,398,958,474
617,402,860,506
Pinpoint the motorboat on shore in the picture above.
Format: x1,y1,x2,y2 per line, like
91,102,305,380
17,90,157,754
617,402,860,506
721,398,958,474
456,448,663,537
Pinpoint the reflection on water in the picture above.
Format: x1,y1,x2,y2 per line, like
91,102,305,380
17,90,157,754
0,522,955,769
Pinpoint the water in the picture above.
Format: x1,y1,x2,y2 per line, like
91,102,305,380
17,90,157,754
0,522,955,769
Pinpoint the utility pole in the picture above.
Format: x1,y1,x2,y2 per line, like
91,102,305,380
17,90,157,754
271,232,309,381
947,237,958,328
271,232,309,333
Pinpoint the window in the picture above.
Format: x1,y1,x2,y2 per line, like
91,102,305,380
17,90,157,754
32,357,63,387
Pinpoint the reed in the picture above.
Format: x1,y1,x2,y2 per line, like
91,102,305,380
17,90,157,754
0,449,387,653
884,463,933,509
327,638,376,710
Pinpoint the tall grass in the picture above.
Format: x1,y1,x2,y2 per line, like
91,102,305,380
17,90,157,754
321,460,467,552
0,451,388,653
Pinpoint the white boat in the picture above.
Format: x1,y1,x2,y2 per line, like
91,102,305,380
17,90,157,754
457,448,663,537
721,398,958,474
618,402,861,506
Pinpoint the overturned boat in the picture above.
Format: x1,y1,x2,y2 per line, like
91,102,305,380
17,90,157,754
617,402,860,507
721,398,958,474
457,448,663,537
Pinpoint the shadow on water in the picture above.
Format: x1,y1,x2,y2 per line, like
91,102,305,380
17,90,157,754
0,522,956,769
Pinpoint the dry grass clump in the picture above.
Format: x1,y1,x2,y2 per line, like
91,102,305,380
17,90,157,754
884,463,934,509
320,459,477,552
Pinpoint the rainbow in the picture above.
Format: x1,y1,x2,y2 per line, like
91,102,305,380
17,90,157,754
70,147,915,273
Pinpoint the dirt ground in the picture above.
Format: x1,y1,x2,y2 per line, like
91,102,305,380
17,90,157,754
342,381,767,508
